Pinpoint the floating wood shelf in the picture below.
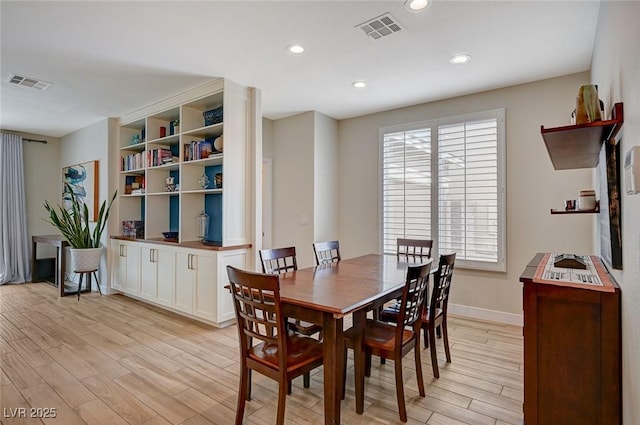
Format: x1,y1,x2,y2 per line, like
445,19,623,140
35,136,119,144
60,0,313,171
550,201,600,215
541,102,623,170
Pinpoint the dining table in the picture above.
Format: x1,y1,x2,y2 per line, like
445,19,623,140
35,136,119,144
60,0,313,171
277,253,418,425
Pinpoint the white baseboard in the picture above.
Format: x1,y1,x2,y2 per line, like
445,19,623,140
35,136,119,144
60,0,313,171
449,303,523,327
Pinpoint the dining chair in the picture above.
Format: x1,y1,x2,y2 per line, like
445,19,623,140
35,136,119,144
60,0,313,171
421,253,455,378
374,238,433,322
396,238,433,262
313,240,341,265
343,260,432,422
379,253,456,378
259,247,323,339
259,246,298,274
227,266,324,425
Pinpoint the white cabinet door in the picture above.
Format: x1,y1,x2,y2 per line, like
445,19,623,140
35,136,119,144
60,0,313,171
111,240,139,293
174,252,195,314
110,240,125,291
216,249,247,323
192,250,217,322
155,247,175,307
141,245,175,305
140,246,157,300
124,244,140,295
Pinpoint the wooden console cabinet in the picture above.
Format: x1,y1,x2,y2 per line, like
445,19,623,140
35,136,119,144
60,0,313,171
519,253,621,425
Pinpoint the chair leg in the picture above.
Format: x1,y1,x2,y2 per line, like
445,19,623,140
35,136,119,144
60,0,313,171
276,379,288,425
394,358,407,422
436,324,442,338
429,326,439,378
442,319,451,363
77,273,83,300
423,326,429,348
235,365,249,425
287,380,292,395
365,351,372,377
303,372,310,388
414,339,426,397
247,370,252,401
380,357,386,365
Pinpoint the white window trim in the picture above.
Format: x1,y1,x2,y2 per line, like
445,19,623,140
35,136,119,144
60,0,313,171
379,109,506,272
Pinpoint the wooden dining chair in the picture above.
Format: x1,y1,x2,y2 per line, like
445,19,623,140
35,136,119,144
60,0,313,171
421,253,456,378
259,246,298,274
259,247,323,339
227,266,324,425
343,260,432,422
313,240,341,265
397,238,433,262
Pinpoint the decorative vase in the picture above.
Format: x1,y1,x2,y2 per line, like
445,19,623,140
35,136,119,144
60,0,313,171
576,84,601,124
70,247,103,272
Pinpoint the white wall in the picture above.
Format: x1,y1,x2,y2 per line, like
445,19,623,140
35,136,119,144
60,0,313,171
60,119,111,291
591,2,640,422
338,72,593,318
313,112,339,243
272,112,316,267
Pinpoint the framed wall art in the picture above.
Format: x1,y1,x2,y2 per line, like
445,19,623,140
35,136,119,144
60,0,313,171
62,160,99,222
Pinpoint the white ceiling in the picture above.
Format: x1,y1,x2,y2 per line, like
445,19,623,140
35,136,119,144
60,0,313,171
1,1,600,138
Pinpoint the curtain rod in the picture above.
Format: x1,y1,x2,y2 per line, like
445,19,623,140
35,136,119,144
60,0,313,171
24,138,48,144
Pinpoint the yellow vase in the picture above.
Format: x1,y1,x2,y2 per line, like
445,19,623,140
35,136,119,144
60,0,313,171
576,84,602,124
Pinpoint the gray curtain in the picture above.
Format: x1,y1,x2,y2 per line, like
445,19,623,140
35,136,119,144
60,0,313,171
0,133,31,284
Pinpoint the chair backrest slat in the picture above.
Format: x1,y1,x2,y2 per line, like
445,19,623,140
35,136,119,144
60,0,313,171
313,240,341,265
428,253,456,320
259,247,298,274
395,260,432,342
397,238,433,262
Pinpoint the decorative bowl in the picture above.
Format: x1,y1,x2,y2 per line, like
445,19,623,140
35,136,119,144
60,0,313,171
162,231,179,241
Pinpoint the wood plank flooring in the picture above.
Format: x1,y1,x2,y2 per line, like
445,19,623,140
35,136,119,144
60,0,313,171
0,283,523,425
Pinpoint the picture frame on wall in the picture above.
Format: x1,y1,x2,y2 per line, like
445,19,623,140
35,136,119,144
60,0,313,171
62,160,99,222
598,140,622,269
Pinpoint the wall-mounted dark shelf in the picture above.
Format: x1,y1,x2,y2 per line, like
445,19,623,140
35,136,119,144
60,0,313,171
541,102,624,170
551,201,600,215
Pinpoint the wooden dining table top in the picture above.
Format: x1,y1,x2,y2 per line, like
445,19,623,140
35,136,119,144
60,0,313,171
277,254,419,316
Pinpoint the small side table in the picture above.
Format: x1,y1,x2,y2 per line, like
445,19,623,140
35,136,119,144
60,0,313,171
32,235,69,297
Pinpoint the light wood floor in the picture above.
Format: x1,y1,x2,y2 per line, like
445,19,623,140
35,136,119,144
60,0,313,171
0,283,523,425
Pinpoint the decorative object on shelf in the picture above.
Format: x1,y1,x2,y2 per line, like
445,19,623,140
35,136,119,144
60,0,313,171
203,106,224,126
63,160,99,222
122,220,144,238
578,189,596,210
132,134,141,144
165,176,176,192
162,231,179,242
198,173,210,190
214,172,223,189
576,84,602,124
170,120,180,135
160,126,167,138
214,135,223,152
565,199,576,210
44,182,117,282
195,211,210,242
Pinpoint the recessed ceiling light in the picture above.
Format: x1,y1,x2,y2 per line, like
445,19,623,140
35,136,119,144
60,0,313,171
405,0,431,12
351,81,366,89
287,44,305,54
449,53,471,64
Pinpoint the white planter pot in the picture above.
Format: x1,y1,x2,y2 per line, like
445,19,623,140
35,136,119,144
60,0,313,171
70,247,103,272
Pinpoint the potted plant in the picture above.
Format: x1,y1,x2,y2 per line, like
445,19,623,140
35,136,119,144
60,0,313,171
44,183,117,273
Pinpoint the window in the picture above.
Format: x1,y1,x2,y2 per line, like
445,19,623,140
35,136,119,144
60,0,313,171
381,109,506,271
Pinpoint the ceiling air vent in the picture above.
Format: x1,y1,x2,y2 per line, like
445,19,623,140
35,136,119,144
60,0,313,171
6,74,53,90
357,13,404,40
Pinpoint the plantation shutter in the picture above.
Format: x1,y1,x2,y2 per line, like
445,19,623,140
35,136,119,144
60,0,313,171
438,117,501,267
382,128,432,255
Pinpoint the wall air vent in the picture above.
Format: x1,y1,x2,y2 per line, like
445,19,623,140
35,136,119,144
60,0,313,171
356,13,404,40
6,74,53,90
